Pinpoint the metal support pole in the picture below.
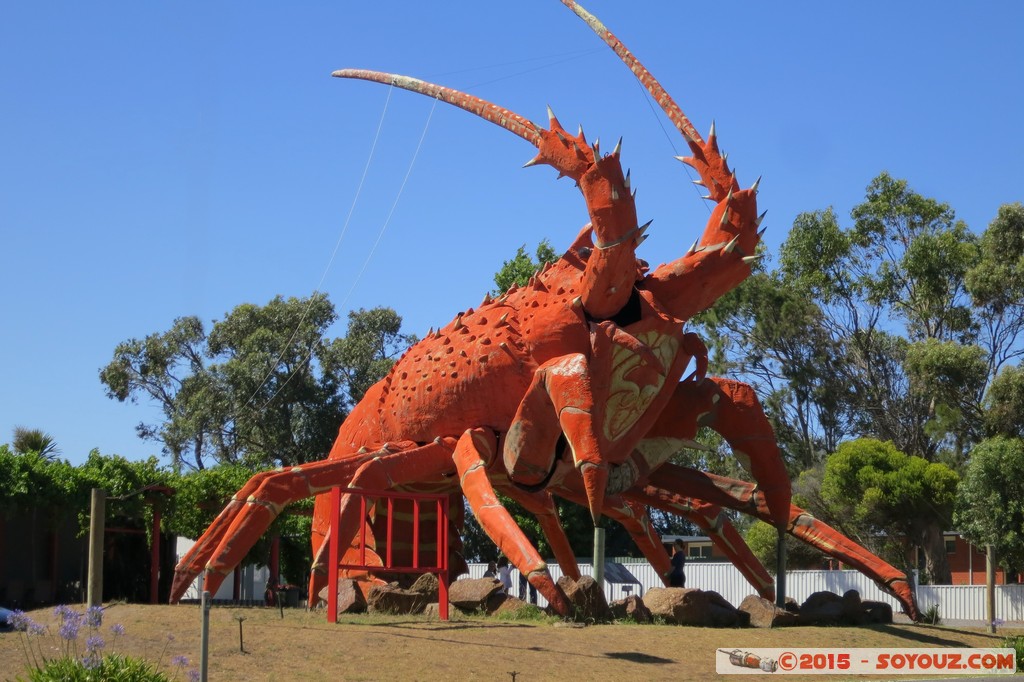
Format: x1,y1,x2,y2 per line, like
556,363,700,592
592,526,606,588
986,544,996,633
87,488,106,608
775,527,787,608
200,590,211,682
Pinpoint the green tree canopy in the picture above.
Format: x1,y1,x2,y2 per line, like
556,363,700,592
492,240,558,295
745,520,824,574
819,437,959,583
697,176,1024,471
327,307,416,404
953,437,1024,571
100,294,411,470
984,365,1024,439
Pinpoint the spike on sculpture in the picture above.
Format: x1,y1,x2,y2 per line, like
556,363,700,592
171,0,920,621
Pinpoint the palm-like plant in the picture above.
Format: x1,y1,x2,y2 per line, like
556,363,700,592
12,426,60,459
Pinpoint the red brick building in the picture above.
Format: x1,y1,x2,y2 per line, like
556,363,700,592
938,533,1020,585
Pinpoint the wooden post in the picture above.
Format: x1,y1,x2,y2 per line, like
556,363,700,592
269,535,280,589
986,544,996,633
150,505,161,604
87,488,106,608
200,590,211,682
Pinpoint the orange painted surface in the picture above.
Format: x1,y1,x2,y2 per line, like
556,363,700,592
170,0,919,622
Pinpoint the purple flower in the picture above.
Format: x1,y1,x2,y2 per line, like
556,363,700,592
28,623,47,636
8,610,31,631
86,634,105,652
81,655,101,670
166,633,176,643
53,604,73,619
171,654,189,667
110,623,125,636
86,606,104,628
188,670,201,682
59,619,80,640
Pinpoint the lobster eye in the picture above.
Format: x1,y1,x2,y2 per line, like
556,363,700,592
578,246,593,261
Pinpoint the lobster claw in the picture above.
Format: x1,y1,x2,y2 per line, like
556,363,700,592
580,461,608,524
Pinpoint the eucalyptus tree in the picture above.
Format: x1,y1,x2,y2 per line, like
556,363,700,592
101,294,412,470
698,176,1024,470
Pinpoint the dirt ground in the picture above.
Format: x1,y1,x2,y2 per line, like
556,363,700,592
0,603,1014,681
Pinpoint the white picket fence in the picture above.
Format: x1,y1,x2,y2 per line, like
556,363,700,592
465,561,1024,624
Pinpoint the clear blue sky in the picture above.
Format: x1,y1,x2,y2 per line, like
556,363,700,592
2,2,1021,466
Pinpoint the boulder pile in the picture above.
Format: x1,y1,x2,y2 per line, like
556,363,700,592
322,576,895,628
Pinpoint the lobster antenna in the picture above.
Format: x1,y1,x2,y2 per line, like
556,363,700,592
333,69,545,148
559,1,704,148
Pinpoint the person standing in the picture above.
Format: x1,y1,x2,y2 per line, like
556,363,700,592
670,539,687,588
519,570,538,604
497,557,514,593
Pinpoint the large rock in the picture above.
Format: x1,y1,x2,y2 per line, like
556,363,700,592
707,590,746,627
610,595,652,623
644,588,742,626
799,591,844,625
409,573,439,602
862,600,894,624
318,579,368,615
558,575,612,622
491,596,529,616
739,595,799,628
367,583,428,615
841,589,866,625
448,577,504,613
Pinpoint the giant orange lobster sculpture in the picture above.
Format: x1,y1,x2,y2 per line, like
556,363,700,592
171,1,920,620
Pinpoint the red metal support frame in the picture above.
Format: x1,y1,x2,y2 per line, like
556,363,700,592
326,487,450,623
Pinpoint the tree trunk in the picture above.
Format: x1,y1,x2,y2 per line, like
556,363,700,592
193,434,204,471
920,522,952,584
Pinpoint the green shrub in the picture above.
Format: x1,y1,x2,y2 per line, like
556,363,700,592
1000,635,1024,672
921,603,941,625
8,605,197,682
23,653,169,682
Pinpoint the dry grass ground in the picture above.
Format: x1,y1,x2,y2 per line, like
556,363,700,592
0,603,1014,681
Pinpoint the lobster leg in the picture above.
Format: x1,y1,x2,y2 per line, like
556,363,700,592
499,485,582,582
593,494,675,585
621,486,776,600
191,440,454,601
453,428,572,615
644,464,920,620
646,376,792,526
170,451,378,603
